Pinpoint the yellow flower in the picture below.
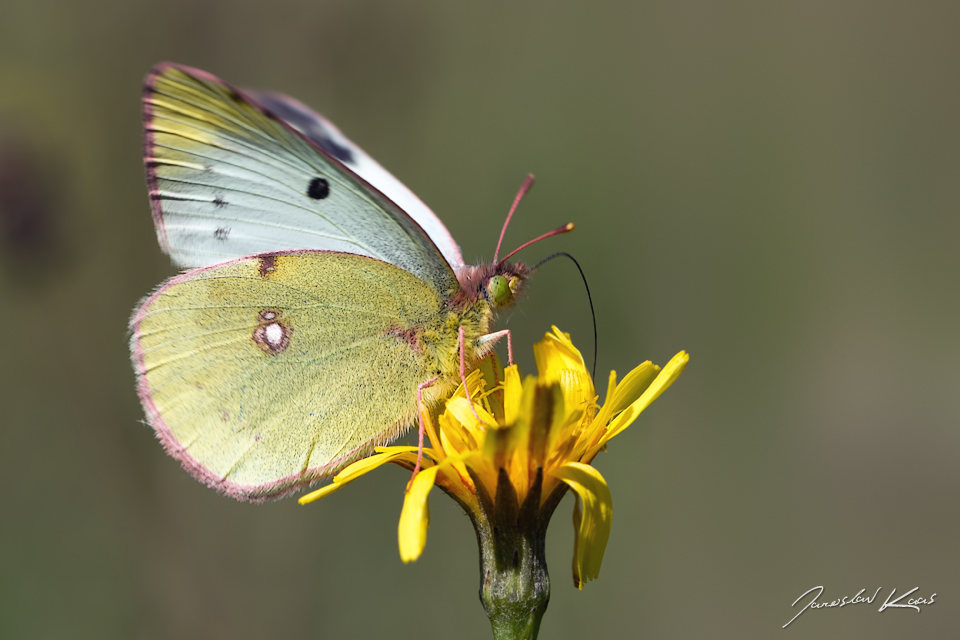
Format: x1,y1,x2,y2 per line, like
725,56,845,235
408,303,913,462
300,327,689,591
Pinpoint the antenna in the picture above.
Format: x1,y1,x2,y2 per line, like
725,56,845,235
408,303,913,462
531,252,598,379
498,223,574,265
493,174,536,263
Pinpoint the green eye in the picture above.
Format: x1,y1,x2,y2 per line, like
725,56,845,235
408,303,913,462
487,275,511,306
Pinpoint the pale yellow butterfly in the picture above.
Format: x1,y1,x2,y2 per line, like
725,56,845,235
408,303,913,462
131,64,571,500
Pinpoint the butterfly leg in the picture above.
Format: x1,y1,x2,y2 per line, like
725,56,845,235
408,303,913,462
476,329,513,366
409,375,439,489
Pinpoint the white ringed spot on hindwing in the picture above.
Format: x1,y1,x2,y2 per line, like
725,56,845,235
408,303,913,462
252,308,292,355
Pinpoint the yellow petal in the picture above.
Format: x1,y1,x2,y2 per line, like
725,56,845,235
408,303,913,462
374,449,478,508
594,351,689,452
438,410,475,456
607,361,660,416
503,365,523,425
477,353,506,422
344,446,437,479
398,464,443,563
534,327,594,403
296,482,344,504
446,396,497,437
533,327,585,380
551,462,612,589
435,459,477,504
574,370,619,453
298,447,424,505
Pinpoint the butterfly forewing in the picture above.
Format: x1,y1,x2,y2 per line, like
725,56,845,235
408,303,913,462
132,251,459,500
248,90,465,269
144,64,458,295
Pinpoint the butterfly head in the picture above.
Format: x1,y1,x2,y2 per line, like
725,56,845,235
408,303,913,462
452,260,528,312
484,263,528,310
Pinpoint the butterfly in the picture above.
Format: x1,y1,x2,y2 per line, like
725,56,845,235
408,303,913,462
130,64,572,501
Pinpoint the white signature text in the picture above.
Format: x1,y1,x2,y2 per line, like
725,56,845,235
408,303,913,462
783,586,936,628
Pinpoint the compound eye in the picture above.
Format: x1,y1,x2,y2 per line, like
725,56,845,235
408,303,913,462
487,275,512,307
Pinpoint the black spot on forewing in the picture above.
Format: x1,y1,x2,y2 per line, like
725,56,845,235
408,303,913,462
213,196,227,208
258,255,276,278
307,177,329,200
226,88,244,103
214,227,230,241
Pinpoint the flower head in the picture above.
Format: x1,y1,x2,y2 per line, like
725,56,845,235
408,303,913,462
301,327,688,590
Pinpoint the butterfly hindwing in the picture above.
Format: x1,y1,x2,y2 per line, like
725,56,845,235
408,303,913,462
131,251,460,500
143,63,458,296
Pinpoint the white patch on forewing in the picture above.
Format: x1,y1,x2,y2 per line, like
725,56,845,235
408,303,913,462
264,323,284,346
261,311,277,320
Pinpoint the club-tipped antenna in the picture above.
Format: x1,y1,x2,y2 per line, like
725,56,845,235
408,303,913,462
493,174,536,264
531,252,598,379
498,223,575,266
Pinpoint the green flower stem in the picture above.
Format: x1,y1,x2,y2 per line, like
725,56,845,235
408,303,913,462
459,467,568,640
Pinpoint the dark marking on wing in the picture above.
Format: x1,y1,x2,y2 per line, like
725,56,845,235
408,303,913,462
258,255,277,278
315,137,354,164
248,92,356,164
259,309,280,321
226,88,244,103
150,193,194,202
213,196,227,208
384,325,422,353
214,227,230,241
307,177,329,200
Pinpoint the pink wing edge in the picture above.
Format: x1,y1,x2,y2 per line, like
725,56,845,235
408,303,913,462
141,62,464,269
129,249,420,502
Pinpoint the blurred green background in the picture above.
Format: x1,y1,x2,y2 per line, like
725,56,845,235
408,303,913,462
1,1,958,638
